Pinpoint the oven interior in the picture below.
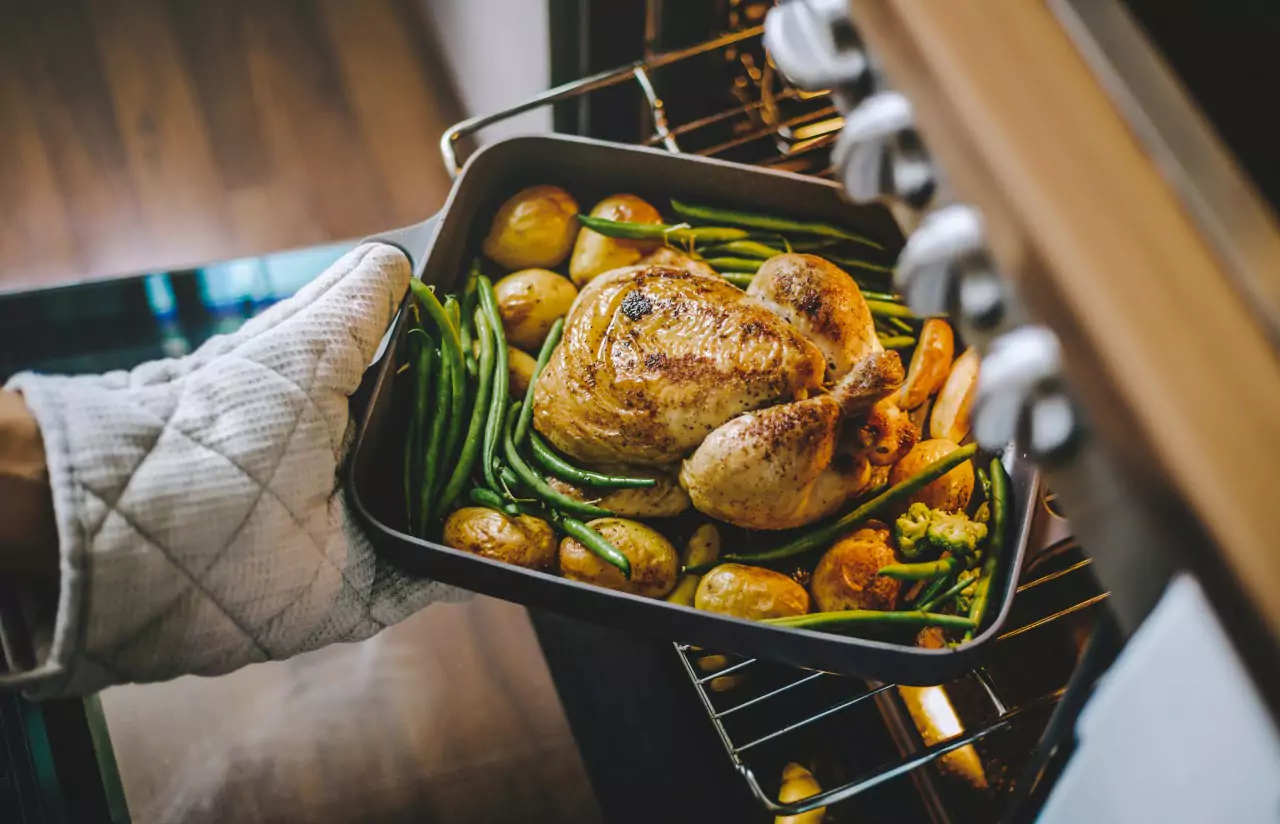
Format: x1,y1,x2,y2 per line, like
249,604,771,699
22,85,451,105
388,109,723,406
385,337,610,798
447,6,1119,821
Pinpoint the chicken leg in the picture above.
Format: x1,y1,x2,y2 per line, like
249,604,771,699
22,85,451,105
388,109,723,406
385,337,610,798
680,351,905,530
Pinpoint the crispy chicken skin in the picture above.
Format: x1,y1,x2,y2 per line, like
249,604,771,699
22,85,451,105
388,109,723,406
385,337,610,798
532,265,826,466
747,253,883,380
637,246,720,280
680,352,905,530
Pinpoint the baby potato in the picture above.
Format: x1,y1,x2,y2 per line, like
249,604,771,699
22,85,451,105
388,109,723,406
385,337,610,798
667,523,722,606
493,268,579,351
810,525,901,613
443,507,557,570
569,194,663,287
775,762,826,824
559,518,678,598
482,185,580,269
694,563,810,620
508,346,538,396
545,469,691,518
930,346,979,444
900,318,955,409
890,439,974,512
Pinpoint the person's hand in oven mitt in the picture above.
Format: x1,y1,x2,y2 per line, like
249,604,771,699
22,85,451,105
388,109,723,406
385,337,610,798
0,243,461,698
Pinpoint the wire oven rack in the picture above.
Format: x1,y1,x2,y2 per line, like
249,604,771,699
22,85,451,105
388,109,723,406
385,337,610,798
439,25,1111,822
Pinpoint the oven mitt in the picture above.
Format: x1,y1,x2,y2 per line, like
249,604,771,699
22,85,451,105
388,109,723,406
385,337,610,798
1,243,463,699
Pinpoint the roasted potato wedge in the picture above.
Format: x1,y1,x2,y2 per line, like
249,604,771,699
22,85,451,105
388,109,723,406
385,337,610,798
569,194,663,286
493,268,578,351
559,518,678,598
443,507,557,570
890,439,974,511
482,185,580,269
810,525,901,613
508,346,538,396
899,318,955,409
694,563,810,620
930,346,979,443
667,523,722,606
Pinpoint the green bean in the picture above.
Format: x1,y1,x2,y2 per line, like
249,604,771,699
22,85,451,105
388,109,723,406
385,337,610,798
548,510,631,580
529,431,657,489
670,198,883,249
419,341,451,534
888,316,914,334
442,296,465,464
476,275,509,494
515,317,563,445
469,487,522,519
720,273,756,289
860,290,901,303
866,300,916,319
919,571,978,612
689,443,978,572
408,280,466,489
765,609,976,632
878,557,962,581
699,240,783,260
498,466,531,499
576,215,748,245
704,257,762,274
789,238,842,252
826,255,895,274
403,329,434,531
459,260,481,376
965,457,1010,640
878,335,917,350
503,403,614,519
438,310,497,510
910,571,954,609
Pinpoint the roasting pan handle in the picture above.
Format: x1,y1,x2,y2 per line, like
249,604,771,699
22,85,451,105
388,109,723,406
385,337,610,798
359,215,441,374
363,216,441,279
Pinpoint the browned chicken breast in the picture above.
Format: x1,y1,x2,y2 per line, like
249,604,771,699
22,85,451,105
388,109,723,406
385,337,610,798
532,265,826,466
637,246,720,280
680,352,905,530
747,253,882,380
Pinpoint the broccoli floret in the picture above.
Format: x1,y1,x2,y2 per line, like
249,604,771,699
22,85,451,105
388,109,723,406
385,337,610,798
926,511,988,556
894,502,933,559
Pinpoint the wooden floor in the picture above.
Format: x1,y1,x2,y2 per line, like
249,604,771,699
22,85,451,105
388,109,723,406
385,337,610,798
0,0,460,292
1,2,601,819
100,597,601,824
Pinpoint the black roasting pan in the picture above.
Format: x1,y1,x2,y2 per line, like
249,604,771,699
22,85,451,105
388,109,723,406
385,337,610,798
347,134,1036,685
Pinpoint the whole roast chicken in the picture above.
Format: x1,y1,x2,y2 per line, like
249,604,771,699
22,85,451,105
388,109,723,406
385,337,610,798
532,253,916,529
532,263,826,466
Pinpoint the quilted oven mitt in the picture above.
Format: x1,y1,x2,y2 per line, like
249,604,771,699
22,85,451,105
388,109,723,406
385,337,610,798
1,243,461,698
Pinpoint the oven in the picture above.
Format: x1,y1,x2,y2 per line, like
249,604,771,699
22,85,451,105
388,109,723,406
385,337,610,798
1,2,1276,822
459,1,1280,821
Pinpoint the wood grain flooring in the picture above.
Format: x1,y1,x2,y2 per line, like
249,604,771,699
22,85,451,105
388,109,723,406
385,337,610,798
99,596,601,824
0,0,461,292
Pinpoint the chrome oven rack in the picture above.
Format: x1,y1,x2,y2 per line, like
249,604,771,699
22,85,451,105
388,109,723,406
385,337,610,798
439,26,1110,823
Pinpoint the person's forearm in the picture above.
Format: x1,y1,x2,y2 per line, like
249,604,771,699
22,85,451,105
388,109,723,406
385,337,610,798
0,390,58,589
